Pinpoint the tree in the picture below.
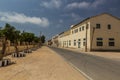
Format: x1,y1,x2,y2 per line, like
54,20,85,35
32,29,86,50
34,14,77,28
33,36,40,47
0,23,22,60
20,31,35,50
10,30,21,54
34,36,40,43
0,23,15,60
0,28,4,60
40,35,45,43
3,24,21,55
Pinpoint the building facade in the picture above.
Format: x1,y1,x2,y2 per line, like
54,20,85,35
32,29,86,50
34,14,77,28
51,34,59,47
58,13,120,51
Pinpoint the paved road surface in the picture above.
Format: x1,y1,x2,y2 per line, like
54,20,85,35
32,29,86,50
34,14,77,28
49,47,120,80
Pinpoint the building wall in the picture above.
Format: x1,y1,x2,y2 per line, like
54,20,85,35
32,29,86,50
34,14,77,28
59,35,70,48
58,13,120,51
90,14,120,51
69,22,91,51
59,22,91,51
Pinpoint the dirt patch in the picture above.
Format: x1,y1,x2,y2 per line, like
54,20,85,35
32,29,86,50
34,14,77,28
0,46,86,80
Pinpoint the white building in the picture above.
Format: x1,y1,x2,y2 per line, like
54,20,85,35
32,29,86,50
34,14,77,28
58,13,120,51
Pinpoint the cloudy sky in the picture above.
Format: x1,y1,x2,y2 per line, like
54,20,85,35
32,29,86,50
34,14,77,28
0,0,120,40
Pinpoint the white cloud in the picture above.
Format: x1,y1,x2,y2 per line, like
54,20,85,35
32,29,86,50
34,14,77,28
61,13,83,21
0,12,49,27
41,0,62,9
70,13,84,21
66,0,105,9
66,2,90,9
92,0,104,8
71,13,81,21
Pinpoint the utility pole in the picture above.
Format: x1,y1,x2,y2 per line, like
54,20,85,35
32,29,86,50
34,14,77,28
85,23,88,52
90,27,95,51
39,31,42,47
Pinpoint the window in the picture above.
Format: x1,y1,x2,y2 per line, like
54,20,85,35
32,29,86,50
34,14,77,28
74,40,76,46
83,38,86,46
78,39,81,48
108,24,111,30
109,38,115,46
69,40,71,46
63,41,65,46
96,38,103,46
82,26,84,31
79,27,81,31
78,39,81,42
96,24,101,29
64,41,66,45
97,38,103,40
74,29,78,33
86,24,89,29
66,41,69,47
109,42,114,46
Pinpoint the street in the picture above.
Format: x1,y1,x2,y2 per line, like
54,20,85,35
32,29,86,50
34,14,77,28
49,47,120,80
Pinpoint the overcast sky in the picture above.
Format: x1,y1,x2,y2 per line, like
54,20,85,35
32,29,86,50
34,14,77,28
0,0,120,40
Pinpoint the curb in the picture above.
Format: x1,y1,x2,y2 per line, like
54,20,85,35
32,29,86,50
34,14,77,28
0,59,11,67
12,52,26,57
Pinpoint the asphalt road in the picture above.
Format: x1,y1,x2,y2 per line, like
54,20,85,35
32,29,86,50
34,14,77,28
49,47,120,80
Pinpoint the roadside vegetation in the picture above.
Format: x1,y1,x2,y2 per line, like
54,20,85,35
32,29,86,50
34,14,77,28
0,23,45,63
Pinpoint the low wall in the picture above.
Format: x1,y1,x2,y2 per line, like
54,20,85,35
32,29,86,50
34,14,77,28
0,45,35,56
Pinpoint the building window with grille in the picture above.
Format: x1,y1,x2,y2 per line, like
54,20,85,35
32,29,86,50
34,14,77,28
79,27,81,31
69,40,71,46
108,24,111,30
109,38,115,46
96,38,103,46
96,24,101,29
82,26,84,31
78,39,81,42
74,40,76,46
83,38,86,46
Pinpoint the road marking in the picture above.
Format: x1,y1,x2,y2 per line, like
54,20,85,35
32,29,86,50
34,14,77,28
49,47,94,80
69,62,94,80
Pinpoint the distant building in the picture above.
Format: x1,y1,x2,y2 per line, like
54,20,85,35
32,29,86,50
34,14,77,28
58,30,70,48
47,39,52,46
51,34,59,47
58,13,120,51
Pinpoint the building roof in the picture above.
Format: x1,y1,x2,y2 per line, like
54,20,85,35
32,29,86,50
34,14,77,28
59,30,70,38
71,13,120,29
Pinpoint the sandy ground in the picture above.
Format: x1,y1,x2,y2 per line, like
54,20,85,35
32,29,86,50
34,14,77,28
62,47,120,60
0,46,86,80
